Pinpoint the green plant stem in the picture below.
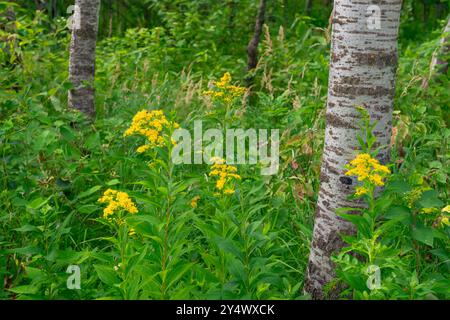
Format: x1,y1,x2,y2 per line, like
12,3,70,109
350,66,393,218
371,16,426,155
160,149,173,298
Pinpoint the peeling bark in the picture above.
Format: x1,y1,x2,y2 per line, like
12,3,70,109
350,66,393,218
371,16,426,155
304,0,402,299
68,0,101,118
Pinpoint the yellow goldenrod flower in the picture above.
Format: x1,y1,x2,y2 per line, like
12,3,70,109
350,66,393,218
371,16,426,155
369,174,384,186
124,109,180,152
345,154,391,195
421,207,436,214
190,196,200,208
98,189,138,218
345,153,391,197
216,178,226,190
355,186,369,197
203,72,246,104
224,188,235,195
439,205,450,228
136,145,150,153
209,157,241,195
441,216,449,227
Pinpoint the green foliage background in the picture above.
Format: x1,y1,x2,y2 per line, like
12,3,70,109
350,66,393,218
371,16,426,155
0,0,448,299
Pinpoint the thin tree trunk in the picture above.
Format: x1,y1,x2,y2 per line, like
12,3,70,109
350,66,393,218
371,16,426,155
423,0,430,23
304,0,402,299
283,0,289,23
34,0,46,11
68,0,101,118
305,0,313,16
108,0,114,38
246,0,267,86
51,0,57,19
435,2,446,19
422,18,450,89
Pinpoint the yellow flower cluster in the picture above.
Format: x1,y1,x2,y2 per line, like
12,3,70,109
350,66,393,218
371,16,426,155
98,189,138,218
421,208,435,214
440,205,450,227
345,153,391,187
123,109,179,152
203,72,246,104
355,186,369,196
209,157,241,195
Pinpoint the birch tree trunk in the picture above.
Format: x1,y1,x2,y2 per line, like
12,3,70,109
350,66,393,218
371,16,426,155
304,0,402,299
68,0,101,118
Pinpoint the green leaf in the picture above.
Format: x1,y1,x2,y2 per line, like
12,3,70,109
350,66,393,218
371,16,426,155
126,215,161,236
337,211,370,237
94,264,120,286
14,224,40,233
386,180,411,194
384,206,412,223
411,225,434,247
418,190,444,208
6,246,41,255
85,132,101,149
27,197,50,210
106,179,121,186
77,204,98,214
50,96,61,111
8,285,38,295
213,237,243,260
76,185,102,200
430,248,449,262
166,263,193,291
428,161,442,169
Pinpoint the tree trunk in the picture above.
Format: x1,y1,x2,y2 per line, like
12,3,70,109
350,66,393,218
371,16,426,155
34,0,46,11
108,0,114,38
68,0,101,118
51,0,57,19
246,0,267,86
305,0,313,16
304,0,402,299
422,18,450,89
423,0,430,23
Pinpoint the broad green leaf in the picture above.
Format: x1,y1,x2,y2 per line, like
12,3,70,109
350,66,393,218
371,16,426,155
76,185,102,200
418,190,444,208
384,206,412,223
94,264,120,286
411,225,434,247
8,285,38,295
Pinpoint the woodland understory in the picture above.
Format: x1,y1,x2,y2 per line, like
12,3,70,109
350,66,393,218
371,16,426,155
0,0,449,300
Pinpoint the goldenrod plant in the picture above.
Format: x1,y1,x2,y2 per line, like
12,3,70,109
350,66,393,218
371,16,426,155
331,111,449,300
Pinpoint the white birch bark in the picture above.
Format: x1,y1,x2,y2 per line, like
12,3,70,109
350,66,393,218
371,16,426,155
68,0,101,117
304,0,402,299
